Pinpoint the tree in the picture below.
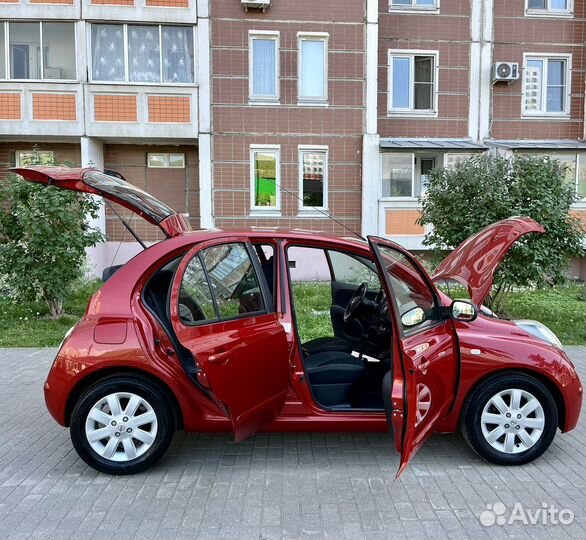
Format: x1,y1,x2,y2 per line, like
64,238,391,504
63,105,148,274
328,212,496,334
419,154,585,312
0,167,104,318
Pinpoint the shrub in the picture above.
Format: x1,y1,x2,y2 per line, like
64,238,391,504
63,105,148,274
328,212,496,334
0,170,104,318
419,154,585,312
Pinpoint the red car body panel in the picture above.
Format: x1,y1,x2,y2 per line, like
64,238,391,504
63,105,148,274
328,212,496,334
433,217,546,305
12,166,577,472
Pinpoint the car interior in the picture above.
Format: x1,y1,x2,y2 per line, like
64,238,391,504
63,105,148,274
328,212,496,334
286,246,392,411
141,242,393,413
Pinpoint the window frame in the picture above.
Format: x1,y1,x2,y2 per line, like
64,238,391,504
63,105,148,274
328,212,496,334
88,23,196,86
381,152,416,200
389,0,440,13
297,32,329,105
178,242,271,328
250,144,281,215
0,21,77,82
387,49,439,117
298,145,329,215
147,153,186,168
248,30,280,104
370,241,443,338
525,0,573,17
14,150,55,167
522,53,571,117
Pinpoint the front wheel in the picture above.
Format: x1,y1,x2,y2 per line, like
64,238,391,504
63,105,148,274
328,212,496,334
462,373,558,466
70,376,175,475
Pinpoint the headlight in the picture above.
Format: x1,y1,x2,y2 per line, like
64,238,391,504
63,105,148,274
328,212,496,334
514,320,563,350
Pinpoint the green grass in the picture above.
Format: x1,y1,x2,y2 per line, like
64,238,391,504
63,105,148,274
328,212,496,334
503,284,586,345
0,279,102,348
0,279,584,347
291,282,334,343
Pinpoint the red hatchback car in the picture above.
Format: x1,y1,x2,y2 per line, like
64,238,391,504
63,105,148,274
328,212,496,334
14,166,583,476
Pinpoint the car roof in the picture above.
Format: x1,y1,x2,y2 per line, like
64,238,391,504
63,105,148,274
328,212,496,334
177,227,368,247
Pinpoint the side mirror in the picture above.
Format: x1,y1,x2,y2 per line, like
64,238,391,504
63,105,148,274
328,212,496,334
451,300,478,322
401,306,426,328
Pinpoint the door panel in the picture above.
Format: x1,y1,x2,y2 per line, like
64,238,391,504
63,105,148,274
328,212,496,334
368,236,459,476
170,238,290,442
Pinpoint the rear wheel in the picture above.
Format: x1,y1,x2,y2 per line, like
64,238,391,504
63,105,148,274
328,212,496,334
70,376,174,474
462,373,558,466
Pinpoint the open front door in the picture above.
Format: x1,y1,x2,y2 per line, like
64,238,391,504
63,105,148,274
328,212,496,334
369,237,459,477
169,237,289,441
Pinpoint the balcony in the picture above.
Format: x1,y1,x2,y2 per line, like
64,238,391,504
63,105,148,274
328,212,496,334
82,0,197,24
85,85,199,139
0,0,80,20
0,83,84,137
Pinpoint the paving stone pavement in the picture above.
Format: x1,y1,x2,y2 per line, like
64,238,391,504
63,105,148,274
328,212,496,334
0,347,584,540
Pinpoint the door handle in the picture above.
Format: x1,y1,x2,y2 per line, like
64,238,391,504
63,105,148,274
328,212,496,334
208,350,231,365
417,358,431,375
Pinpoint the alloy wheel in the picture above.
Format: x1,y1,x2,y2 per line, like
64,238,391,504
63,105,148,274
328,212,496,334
480,388,545,454
84,392,158,462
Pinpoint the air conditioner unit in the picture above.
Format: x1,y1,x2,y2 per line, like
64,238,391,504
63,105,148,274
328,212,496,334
493,62,519,83
241,0,270,11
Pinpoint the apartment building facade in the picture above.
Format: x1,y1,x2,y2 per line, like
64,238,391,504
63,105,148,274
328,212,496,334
1,0,585,276
363,0,586,277
210,0,365,234
0,0,212,271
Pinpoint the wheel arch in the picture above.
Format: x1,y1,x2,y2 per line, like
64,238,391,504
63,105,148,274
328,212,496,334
64,367,184,430
459,368,565,431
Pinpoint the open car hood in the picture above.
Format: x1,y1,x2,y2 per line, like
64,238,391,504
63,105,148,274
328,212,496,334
11,166,191,238
432,217,545,306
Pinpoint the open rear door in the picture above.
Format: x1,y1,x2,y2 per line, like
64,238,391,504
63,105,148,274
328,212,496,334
169,237,290,441
369,237,459,477
12,166,191,238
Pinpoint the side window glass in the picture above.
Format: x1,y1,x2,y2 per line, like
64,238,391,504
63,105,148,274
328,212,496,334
202,243,265,318
179,255,217,324
328,250,381,291
376,245,438,333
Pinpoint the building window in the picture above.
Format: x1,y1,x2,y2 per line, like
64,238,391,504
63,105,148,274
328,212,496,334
382,154,440,198
390,0,438,10
147,153,185,168
526,0,572,15
249,32,279,102
388,51,438,115
15,150,54,167
251,146,280,212
298,33,328,104
523,55,570,116
0,21,76,81
91,24,194,84
299,147,328,212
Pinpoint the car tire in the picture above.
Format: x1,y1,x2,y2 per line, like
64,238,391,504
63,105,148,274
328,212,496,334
70,375,175,475
462,372,558,466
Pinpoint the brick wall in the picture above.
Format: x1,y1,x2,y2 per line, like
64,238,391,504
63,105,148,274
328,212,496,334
491,0,585,140
103,144,199,242
211,0,365,235
0,142,80,177
378,0,471,138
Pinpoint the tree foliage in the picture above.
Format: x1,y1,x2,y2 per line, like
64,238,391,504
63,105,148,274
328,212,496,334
0,170,104,318
419,154,585,311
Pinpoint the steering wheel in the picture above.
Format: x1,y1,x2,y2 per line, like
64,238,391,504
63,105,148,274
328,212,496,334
344,282,368,322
